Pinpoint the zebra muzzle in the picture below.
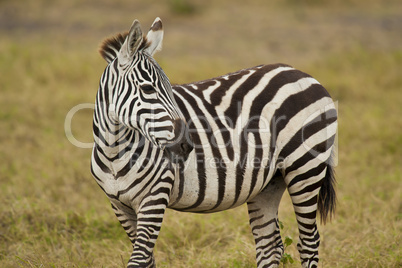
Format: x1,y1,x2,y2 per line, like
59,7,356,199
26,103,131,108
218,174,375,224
164,119,193,163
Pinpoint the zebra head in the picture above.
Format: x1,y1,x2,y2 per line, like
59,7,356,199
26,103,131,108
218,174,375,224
99,18,193,162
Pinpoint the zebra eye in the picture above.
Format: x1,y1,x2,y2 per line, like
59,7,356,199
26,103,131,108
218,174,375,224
140,84,156,93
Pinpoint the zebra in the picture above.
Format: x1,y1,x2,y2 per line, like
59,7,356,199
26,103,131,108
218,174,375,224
91,17,337,268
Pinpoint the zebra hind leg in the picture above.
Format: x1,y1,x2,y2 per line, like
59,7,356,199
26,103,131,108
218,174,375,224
285,163,333,268
247,174,287,268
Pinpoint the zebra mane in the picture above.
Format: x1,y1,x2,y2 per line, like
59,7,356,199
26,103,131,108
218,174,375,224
99,32,150,63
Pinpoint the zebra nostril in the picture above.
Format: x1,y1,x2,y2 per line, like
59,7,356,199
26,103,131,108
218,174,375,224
181,143,188,153
180,142,193,154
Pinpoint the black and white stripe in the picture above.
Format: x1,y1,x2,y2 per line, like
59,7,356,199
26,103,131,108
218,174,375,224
91,18,337,268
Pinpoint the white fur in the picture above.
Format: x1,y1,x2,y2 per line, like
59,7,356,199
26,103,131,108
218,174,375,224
145,17,164,56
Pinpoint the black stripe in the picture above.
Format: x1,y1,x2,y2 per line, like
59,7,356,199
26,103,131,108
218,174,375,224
173,90,207,210
245,117,263,201
168,161,185,207
284,134,336,175
93,148,111,174
138,67,151,82
288,161,327,190
279,109,337,162
132,152,167,200
115,140,145,179
232,135,248,206
272,84,330,138
224,65,289,124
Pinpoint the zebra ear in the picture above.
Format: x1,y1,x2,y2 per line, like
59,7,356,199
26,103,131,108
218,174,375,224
119,19,143,64
145,17,163,56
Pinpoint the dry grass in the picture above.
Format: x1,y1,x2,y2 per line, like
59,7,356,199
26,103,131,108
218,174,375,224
0,0,401,267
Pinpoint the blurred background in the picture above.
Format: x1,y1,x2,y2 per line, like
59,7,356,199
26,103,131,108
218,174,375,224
0,0,401,267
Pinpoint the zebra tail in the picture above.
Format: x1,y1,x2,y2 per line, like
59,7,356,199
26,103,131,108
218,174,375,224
317,160,337,224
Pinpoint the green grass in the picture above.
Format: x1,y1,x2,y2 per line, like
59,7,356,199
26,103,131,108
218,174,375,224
1,0,401,267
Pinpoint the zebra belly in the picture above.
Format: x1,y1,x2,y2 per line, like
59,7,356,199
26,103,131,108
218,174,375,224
168,151,271,212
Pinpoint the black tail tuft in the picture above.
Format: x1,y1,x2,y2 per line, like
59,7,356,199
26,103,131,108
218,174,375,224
317,163,337,224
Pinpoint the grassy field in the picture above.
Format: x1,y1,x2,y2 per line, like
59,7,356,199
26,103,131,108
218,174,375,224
1,0,401,267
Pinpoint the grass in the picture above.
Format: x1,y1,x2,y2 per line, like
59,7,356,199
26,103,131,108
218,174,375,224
0,0,401,267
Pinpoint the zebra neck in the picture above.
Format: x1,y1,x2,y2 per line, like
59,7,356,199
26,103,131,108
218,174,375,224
97,123,168,179
101,124,139,159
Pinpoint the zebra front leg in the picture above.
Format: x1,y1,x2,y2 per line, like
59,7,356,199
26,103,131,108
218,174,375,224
110,200,138,244
247,175,287,268
127,199,167,268
127,174,174,268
